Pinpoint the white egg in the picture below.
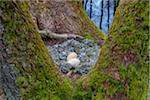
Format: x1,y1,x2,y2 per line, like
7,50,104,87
67,52,78,61
67,58,80,66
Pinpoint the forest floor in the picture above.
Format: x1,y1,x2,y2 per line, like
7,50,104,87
45,38,101,80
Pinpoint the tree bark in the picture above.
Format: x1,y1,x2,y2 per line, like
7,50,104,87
0,18,19,100
113,0,116,15
107,0,110,29
100,0,103,29
76,0,149,99
0,1,72,99
85,0,88,11
89,0,92,19
113,0,119,15
29,0,105,46
82,0,84,8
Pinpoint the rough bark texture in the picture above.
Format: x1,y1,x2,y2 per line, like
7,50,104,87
0,1,72,99
75,0,149,99
0,27,19,100
0,10,18,100
28,0,105,46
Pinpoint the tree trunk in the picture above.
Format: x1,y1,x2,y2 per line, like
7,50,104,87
85,0,88,11
29,0,105,46
113,0,116,15
82,0,84,8
76,0,149,99
0,1,72,99
89,0,92,19
107,0,110,29
100,0,103,29
0,20,19,100
114,0,119,15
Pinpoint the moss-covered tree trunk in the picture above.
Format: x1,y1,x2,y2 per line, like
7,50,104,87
76,0,149,99
0,1,72,100
29,0,105,45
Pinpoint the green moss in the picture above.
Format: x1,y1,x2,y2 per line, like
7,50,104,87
76,0,149,99
83,33,95,40
0,1,72,99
